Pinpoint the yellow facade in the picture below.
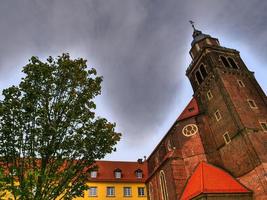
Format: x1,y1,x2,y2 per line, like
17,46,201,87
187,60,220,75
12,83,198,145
74,182,147,200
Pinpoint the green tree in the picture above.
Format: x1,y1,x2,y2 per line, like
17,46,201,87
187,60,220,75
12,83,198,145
0,54,121,200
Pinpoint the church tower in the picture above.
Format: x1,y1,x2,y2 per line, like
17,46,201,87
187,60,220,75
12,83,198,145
186,23,267,199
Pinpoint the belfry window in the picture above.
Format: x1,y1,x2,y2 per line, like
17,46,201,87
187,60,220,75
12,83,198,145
220,56,231,68
195,71,203,85
159,170,168,200
228,57,238,69
200,64,208,78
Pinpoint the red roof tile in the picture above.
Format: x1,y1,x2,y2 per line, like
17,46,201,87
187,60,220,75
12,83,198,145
89,160,148,183
177,98,199,121
180,162,250,200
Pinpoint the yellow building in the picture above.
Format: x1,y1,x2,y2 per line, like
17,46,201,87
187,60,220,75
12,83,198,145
75,160,148,200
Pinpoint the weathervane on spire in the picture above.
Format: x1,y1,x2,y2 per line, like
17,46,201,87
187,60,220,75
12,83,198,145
189,20,196,30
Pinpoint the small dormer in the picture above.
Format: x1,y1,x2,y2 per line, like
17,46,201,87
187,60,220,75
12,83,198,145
135,169,143,179
114,168,122,179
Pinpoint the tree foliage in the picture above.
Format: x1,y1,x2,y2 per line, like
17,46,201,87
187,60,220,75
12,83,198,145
0,54,121,199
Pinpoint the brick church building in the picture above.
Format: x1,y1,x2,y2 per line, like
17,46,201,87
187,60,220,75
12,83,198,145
146,25,267,200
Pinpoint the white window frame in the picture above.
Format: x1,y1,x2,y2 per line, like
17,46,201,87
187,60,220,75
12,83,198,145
89,187,97,197
107,187,115,197
207,90,213,100
136,171,143,179
214,110,222,121
237,80,245,87
138,187,145,197
123,187,132,197
247,99,258,109
223,132,231,144
114,171,121,179
90,171,97,178
259,121,267,132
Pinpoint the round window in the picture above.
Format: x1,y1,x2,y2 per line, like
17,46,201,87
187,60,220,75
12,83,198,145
182,124,198,137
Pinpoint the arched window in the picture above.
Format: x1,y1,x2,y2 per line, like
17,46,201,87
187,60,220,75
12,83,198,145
220,56,231,68
228,57,238,69
200,64,208,78
195,70,203,85
159,170,168,200
149,182,153,200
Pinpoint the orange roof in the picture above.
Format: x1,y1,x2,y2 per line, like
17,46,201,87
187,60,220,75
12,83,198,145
177,98,199,121
180,162,250,200
89,160,148,183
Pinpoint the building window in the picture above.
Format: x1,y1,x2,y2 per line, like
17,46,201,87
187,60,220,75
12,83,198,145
138,187,145,196
107,187,115,197
114,169,122,179
159,170,169,200
247,99,258,109
259,122,267,132
90,171,97,178
135,169,143,179
214,110,222,121
228,57,238,69
223,132,231,144
89,187,97,197
200,64,208,79
237,80,245,87
207,90,213,100
123,187,132,197
220,56,231,68
195,70,204,85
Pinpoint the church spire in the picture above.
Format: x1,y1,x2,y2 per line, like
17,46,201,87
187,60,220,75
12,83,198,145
189,21,211,46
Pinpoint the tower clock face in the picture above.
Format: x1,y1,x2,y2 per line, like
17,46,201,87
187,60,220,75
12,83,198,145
182,124,198,137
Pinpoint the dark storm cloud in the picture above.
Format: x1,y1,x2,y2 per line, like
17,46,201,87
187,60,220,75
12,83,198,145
1,0,267,160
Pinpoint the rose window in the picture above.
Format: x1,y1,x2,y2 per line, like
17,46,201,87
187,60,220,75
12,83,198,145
182,124,198,137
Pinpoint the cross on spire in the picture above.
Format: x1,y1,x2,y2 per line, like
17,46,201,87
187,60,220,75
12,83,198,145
189,20,196,30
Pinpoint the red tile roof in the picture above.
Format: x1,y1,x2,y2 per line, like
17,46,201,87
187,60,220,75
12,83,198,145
89,160,148,183
177,98,199,121
180,162,250,200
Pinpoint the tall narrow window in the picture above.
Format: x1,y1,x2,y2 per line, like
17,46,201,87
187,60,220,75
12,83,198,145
195,71,203,85
159,170,168,200
228,57,238,69
200,64,208,78
220,56,231,68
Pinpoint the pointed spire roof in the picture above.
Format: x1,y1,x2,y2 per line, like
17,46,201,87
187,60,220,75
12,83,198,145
177,98,199,121
189,21,211,46
180,162,251,200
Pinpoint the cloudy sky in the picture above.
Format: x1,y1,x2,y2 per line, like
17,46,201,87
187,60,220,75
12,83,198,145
0,0,267,161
